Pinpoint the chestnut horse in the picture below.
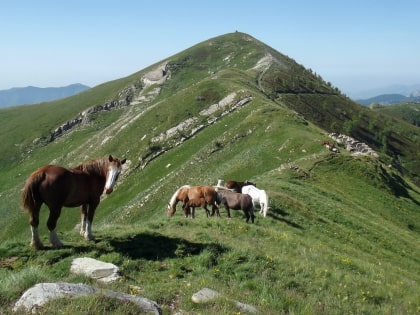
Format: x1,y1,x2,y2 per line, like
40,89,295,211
225,180,256,193
21,155,126,249
167,185,219,218
216,188,255,223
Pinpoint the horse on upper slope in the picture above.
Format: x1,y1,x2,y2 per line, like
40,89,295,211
225,180,256,193
21,155,126,249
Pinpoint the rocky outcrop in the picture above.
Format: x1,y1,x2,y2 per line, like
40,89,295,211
49,94,137,141
45,63,169,143
151,91,253,145
328,133,379,158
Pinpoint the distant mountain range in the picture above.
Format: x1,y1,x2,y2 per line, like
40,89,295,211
0,83,90,108
350,84,420,100
356,93,420,106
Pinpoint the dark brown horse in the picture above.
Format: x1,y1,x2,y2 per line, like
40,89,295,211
216,188,255,223
21,155,126,249
225,180,256,193
167,185,219,218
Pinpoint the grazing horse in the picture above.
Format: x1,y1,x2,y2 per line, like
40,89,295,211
167,185,219,218
216,188,255,223
241,185,269,217
225,180,256,193
167,185,191,217
21,155,126,249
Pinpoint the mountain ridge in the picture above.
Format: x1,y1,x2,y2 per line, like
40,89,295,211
0,83,90,108
356,93,420,106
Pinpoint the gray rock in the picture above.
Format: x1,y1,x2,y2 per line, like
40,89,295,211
235,300,258,314
191,288,220,303
13,282,162,314
13,282,96,313
192,288,257,314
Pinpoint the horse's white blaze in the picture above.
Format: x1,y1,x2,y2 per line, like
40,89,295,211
104,166,120,194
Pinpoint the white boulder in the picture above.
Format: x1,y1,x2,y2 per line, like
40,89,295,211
70,257,121,282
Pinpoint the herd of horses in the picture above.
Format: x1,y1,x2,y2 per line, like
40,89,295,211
21,155,269,249
166,180,269,223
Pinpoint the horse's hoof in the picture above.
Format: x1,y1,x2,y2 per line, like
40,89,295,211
31,241,44,250
82,231,95,241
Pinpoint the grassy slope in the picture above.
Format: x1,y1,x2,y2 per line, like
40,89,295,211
0,32,419,314
372,102,420,127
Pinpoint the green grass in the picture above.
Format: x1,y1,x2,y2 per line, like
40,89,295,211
2,153,419,314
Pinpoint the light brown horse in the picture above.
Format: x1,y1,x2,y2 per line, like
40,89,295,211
21,155,126,249
225,180,256,193
167,185,219,218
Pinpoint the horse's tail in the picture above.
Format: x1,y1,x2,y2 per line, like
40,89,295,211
22,169,45,212
215,191,222,204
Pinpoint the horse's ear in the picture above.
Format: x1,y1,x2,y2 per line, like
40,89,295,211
108,155,114,162
121,158,126,165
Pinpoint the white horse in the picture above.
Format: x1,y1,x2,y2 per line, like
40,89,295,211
241,185,269,217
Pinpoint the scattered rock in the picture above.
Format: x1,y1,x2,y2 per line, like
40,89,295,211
235,300,258,314
13,282,162,314
191,288,220,303
192,288,257,314
70,257,121,282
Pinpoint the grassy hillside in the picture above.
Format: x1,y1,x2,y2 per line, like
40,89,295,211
371,102,420,127
0,32,419,314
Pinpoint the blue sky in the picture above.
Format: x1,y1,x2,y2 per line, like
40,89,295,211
1,0,419,96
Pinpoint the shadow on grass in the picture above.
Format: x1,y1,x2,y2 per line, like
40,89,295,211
105,232,227,261
266,206,303,229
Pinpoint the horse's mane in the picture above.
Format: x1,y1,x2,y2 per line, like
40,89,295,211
73,156,109,176
169,185,190,207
